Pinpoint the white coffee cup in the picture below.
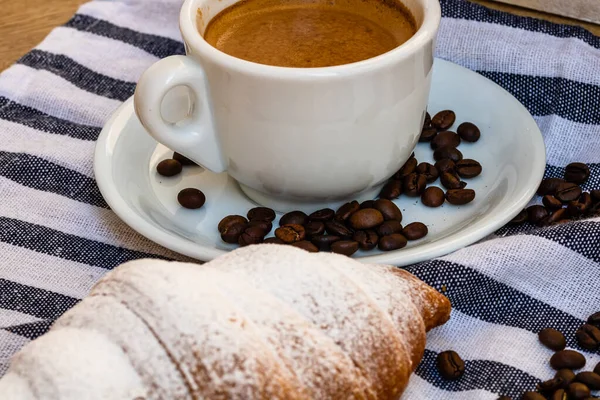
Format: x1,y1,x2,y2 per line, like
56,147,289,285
134,0,441,212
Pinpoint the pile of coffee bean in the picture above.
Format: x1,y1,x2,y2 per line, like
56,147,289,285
218,200,429,256
510,162,600,227
216,109,483,254
156,152,207,209
434,160,600,398
379,110,481,207
153,110,481,250
520,312,600,400
436,310,600,399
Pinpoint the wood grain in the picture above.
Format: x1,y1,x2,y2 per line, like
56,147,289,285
0,0,598,73
0,0,87,71
472,0,600,35
485,0,600,25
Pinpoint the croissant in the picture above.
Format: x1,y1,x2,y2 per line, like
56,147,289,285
0,245,450,400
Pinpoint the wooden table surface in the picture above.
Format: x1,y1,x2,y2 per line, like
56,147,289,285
0,0,88,71
0,0,599,72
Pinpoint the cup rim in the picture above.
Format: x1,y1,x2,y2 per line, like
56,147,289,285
180,0,441,79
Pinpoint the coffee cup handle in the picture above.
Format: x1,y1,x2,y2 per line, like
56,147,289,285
134,55,227,173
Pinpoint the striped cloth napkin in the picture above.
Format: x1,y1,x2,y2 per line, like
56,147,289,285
0,0,599,398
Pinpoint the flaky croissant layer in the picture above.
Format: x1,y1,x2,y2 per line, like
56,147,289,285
0,245,451,400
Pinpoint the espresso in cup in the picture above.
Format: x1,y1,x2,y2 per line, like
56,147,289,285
203,0,417,68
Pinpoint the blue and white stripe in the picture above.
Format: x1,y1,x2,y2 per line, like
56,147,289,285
0,0,598,398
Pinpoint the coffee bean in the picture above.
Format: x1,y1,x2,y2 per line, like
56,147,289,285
291,240,319,253
568,382,591,399
446,189,475,205
434,146,463,162
431,130,461,150
591,202,600,217
547,208,568,225
580,192,593,210
373,199,403,221
335,201,360,222
172,152,197,166
218,215,248,233
430,131,460,150
550,389,567,400
522,392,545,400
575,324,600,350
353,230,379,251
394,157,418,180
537,377,565,394
567,200,586,218
457,122,481,142
591,190,600,204
247,207,276,222
360,200,376,209
556,369,576,388
424,111,431,128
435,159,456,174
238,226,266,246
331,240,359,256
441,171,462,190
220,222,246,244
275,224,306,244
538,178,567,196
309,208,335,222
538,328,567,351
565,163,590,184
263,237,285,245
311,235,341,251
305,220,325,237
556,182,582,203
420,127,438,142
416,162,439,183
402,222,428,240
431,110,456,130
527,205,549,225
378,234,408,251
246,220,273,236
422,186,445,207
377,220,403,237
348,209,384,230
456,159,482,179
403,173,427,197
459,181,468,189
550,350,586,370
280,211,308,226
576,372,600,390
509,209,528,225
177,188,206,209
537,216,551,228
436,350,465,380
156,159,183,177
595,362,600,375
587,312,600,328
379,180,403,200
325,220,354,238
543,195,564,210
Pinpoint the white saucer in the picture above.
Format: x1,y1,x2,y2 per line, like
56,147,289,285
94,59,546,265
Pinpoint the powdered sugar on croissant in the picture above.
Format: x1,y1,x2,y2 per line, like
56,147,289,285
0,245,451,400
